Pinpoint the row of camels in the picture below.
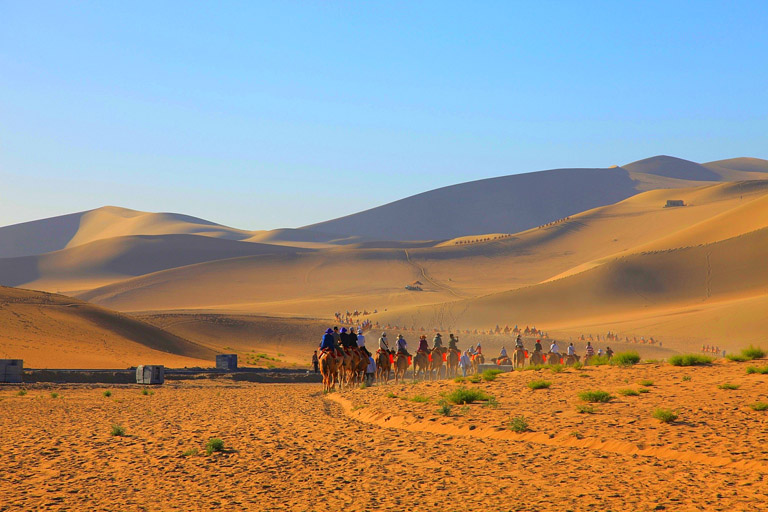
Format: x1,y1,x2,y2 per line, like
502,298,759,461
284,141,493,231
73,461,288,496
319,346,487,392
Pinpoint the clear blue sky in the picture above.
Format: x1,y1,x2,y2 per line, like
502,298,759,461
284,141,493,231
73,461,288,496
1,1,766,229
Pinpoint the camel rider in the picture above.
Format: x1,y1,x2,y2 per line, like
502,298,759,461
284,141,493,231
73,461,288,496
357,329,370,357
432,333,443,350
475,342,483,355
499,346,508,359
378,332,391,353
348,328,359,349
332,326,342,350
320,328,340,358
549,340,560,355
567,343,575,357
396,334,410,356
448,335,459,353
585,341,595,358
515,335,524,349
534,339,543,352
417,335,429,353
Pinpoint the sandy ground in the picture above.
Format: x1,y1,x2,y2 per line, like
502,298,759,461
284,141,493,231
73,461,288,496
2,359,767,511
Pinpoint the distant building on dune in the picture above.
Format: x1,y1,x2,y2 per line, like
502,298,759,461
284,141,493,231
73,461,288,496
664,199,685,207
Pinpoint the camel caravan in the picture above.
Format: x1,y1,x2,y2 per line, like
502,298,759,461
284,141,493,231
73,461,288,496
317,328,616,392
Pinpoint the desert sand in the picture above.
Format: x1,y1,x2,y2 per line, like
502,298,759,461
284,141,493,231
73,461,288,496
2,358,767,511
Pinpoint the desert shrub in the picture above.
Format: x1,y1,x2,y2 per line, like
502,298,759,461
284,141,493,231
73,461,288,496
482,369,504,381
141,388,154,396
453,376,467,383
742,346,766,360
611,351,641,367
182,448,198,457
652,408,678,423
746,365,768,375
548,364,565,373
749,402,768,411
717,383,740,390
638,379,654,386
50,392,59,399
205,438,225,455
16,389,27,397
445,388,493,405
103,390,112,397
587,355,611,366
386,392,397,398
437,401,452,416
576,404,596,414
410,395,429,403
726,354,749,362
110,424,126,437
668,354,713,366
468,375,482,383
508,415,529,433
617,388,640,396
682,375,692,381
527,380,552,390
578,390,613,403
571,431,584,439
483,396,499,409
638,388,650,393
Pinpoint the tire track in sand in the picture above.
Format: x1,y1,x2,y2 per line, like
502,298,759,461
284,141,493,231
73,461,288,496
327,394,768,474
403,249,466,299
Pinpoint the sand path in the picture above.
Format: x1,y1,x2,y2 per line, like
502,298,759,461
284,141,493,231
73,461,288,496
1,380,765,511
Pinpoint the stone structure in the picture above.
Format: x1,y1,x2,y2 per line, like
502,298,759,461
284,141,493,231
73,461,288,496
665,199,685,207
216,354,238,371
136,365,165,385
0,359,23,383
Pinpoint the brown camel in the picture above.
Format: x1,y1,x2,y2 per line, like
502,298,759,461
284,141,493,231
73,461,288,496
512,347,526,369
355,351,369,385
471,353,485,375
529,350,545,366
445,349,460,377
413,350,430,380
564,354,581,366
376,351,392,384
344,349,362,387
394,353,410,384
319,352,337,393
428,347,446,380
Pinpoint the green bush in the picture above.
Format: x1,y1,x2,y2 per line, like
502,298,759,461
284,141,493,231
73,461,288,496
410,395,429,403
103,390,112,397
578,390,614,403
726,354,749,362
141,388,154,396
587,355,611,366
182,448,199,457
453,376,467,383
548,364,565,373
468,375,482,383
576,404,596,414
652,408,678,423
682,375,692,381
638,379,654,386
205,438,225,455
16,389,27,397
437,401,452,416
717,383,740,390
611,351,641,367
482,369,504,381
638,388,650,393
617,388,640,396
742,346,766,360
527,380,552,390
445,388,493,405
746,365,768,375
749,402,768,411
508,415,529,433
50,392,59,399
110,424,126,437
668,354,713,366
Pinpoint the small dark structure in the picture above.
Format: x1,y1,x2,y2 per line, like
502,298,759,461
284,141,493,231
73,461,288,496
0,359,23,383
665,199,685,208
216,354,238,371
136,365,165,385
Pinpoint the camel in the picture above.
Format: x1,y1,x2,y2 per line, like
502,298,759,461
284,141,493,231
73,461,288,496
471,353,485,375
393,353,410,384
376,351,392,384
428,347,447,380
445,349,460,377
565,354,581,366
494,355,512,366
344,348,362,387
319,352,337,393
355,351,369,385
512,347,526,369
548,352,563,366
413,350,430,380
529,350,545,366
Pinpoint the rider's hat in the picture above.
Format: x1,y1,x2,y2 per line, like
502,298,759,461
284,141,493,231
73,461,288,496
325,328,333,334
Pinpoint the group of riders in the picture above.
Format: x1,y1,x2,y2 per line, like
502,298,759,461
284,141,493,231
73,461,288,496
495,337,614,366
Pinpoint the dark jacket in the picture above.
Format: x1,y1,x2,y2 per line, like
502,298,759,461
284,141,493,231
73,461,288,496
320,333,335,351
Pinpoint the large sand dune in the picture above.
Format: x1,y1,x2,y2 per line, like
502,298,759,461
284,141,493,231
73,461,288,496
0,286,217,368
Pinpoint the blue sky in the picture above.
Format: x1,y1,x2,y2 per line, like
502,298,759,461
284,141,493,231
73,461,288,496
1,1,766,229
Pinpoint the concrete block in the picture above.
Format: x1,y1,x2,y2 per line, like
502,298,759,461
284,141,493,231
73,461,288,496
477,363,514,373
216,354,237,371
136,365,164,385
0,359,23,383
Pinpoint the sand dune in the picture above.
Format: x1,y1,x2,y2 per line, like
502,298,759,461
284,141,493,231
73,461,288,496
0,234,313,294
0,286,217,368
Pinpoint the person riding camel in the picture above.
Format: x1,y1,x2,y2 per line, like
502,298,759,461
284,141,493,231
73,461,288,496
475,342,483,355
549,340,561,356
585,341,595,360
396,334,410,356
417,335,429,353
499,346,508,359
320,328,341,358
515,335,524,349
534,339,543,352
567,343,575,357
357,328,370,357
432,333,443,350
448,334,459,353
378,332,391,353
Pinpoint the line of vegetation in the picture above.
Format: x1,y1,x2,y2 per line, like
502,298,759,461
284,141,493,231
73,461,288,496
727,345,766,362
527,380,552,390
611,351,641,367
638,379,654,386
668,354,713,366
746,365,768,375
410,395,429,403
717,383,740,390
749,402,768,411
481,369,504,381
445,388,494,405
617,388,640,396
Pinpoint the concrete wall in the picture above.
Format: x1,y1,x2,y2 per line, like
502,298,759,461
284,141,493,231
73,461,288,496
216,354,237,371
136,365,165,385
0,359,23,383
